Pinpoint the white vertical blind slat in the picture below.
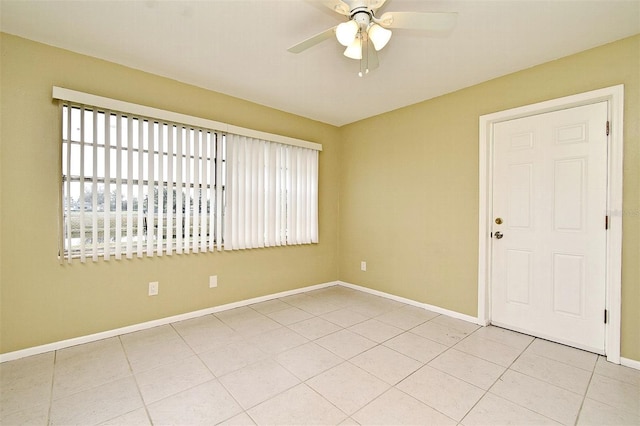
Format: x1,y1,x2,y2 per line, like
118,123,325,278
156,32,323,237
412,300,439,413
278,145,286,246
250,138,259,247
146,121,155,257
289,147,297,245
183,129,191,254
166,125,174,255
208,133,216,252
266,143,276,247
156,123,165,256
215,135,224,251
192,130,201,253
65,105,73,263
126,116,134,259
311,150,319,243
201,132,210,253
136,119,145,258
92,109,99,261
175,127,184,254
233,136,240,250
225,134,237,250
103,111,111,261
199,132,207,253
234,135,240,250
79,107,86,262
240,137,246,249
307,149,315,243
257,140,265,248
299,148,307,244
115,113,123,260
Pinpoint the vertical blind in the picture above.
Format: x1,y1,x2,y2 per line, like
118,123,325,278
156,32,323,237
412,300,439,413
224,134,319,250
61,103,224,262
60,99,320,262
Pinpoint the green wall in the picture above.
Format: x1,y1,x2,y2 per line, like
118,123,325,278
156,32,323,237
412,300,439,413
1,33,638,361
338,34,639,360
0,34,340,354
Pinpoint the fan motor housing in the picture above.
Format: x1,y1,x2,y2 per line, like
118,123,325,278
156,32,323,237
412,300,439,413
351,8,372,29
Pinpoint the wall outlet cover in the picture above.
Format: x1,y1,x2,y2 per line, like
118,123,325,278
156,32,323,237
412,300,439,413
148,281,159,296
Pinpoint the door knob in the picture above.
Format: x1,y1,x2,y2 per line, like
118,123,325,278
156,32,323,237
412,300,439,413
494,231,504,239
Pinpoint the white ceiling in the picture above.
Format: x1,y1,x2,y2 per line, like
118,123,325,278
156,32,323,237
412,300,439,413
1,0,639,126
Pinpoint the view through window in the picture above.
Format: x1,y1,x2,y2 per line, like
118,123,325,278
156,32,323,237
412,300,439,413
61,104,224,261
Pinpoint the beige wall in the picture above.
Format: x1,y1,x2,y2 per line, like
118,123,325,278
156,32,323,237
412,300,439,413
0,34,340,354
338,35,639,360
1,33,638,362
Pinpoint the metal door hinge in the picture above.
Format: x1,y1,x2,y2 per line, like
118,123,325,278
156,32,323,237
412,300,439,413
604,309,608,324
605,215,609,230
606,121,610,136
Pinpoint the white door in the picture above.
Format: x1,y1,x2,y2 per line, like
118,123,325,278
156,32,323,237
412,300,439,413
491,101,608,354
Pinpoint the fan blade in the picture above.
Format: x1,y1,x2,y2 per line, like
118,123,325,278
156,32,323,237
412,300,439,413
369,0,389,12
319,0,350,15
287,26,336,54
378,11,457,31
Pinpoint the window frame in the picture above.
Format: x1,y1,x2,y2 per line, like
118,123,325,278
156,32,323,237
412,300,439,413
54,87,322,263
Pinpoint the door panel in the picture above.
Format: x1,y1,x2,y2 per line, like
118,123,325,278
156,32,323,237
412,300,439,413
491,102,608,354
507,164,532,228
552,253,584,316
506,249,532,305
554,158,585,231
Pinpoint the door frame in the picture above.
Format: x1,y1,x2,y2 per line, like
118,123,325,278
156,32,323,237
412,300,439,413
477,85,624,363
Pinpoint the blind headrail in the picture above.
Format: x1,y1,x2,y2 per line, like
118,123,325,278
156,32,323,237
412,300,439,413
52,87,322,151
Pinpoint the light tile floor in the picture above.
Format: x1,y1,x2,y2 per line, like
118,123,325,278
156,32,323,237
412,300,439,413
1,285,639,425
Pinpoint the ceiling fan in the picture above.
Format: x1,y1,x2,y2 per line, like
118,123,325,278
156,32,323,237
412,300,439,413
288,0,458,76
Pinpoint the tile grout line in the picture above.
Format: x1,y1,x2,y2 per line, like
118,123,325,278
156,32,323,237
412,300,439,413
187,313,295,424
242,293,408,424
117,334,154,426
354,318,481,424
426,323,498,424
46,350,57,426
573,361,598,426
12,287,630,426
345,317,479,425
211,293,340,424
303,360,354,424
457,331,538,425
315,301,420,422
472,336,579,425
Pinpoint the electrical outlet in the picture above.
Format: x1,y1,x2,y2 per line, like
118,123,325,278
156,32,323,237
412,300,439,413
209,275,218,288
361,261,367,271
148,281,159,296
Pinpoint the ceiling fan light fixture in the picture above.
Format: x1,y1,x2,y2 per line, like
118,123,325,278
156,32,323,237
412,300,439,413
343,37,362,60
368,23,392,51
336,20,359,46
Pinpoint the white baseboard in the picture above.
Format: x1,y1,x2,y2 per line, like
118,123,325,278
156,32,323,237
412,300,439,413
341,282,640,368
621,357,640,370
0,280,339,363
337,281,479,324
7,278,636,369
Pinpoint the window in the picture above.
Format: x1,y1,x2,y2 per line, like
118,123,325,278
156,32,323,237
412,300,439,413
61,104,224,261
57,88,321,263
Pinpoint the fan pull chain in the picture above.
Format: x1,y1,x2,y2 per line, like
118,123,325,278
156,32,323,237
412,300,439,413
359,33,370,77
